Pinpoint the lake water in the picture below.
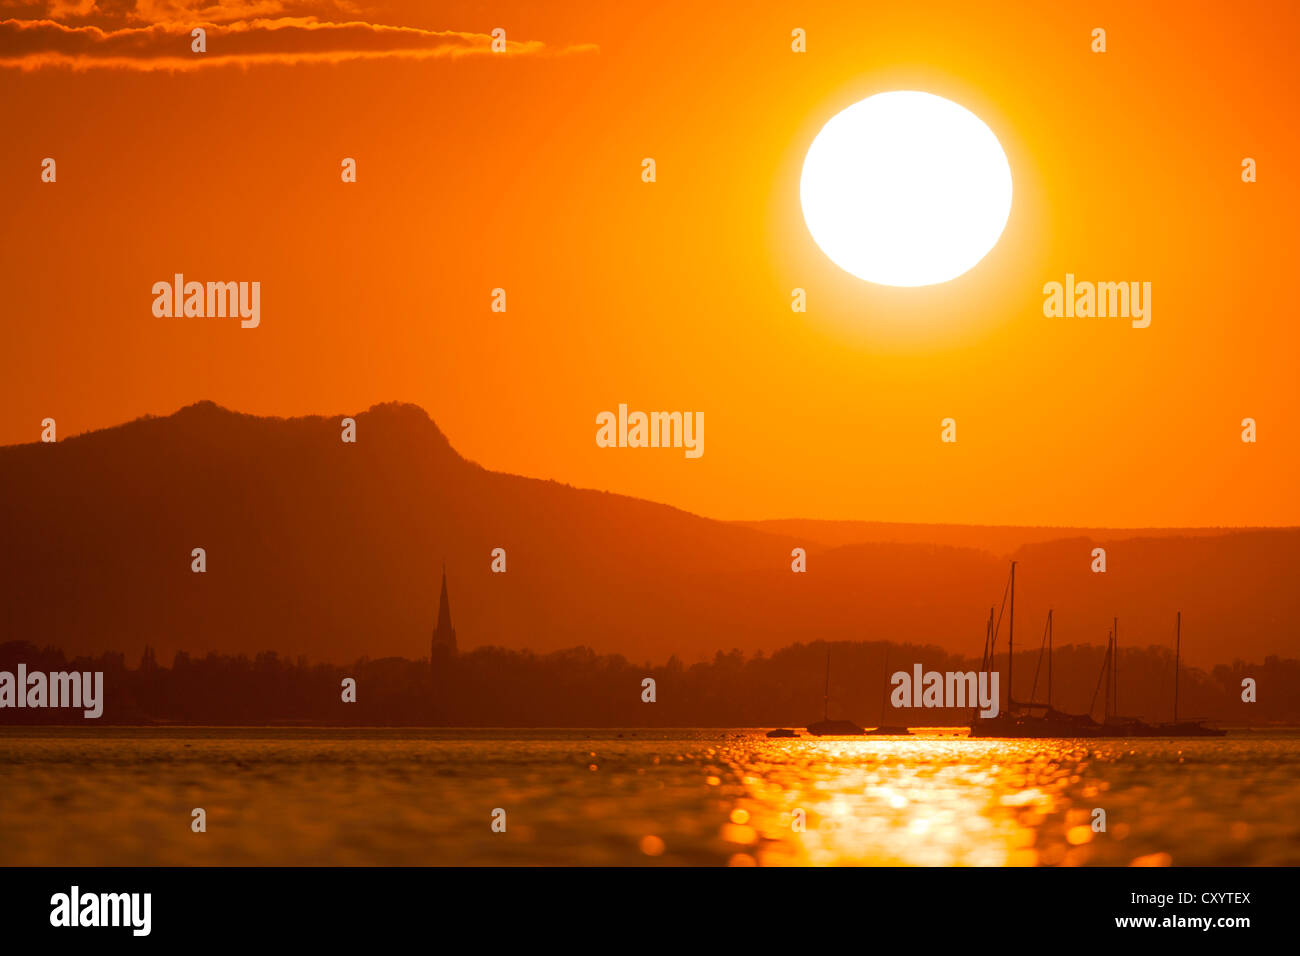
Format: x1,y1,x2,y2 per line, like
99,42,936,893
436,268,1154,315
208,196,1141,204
1,728,1296,866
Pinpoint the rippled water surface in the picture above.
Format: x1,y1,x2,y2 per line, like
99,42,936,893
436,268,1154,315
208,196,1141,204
1,728,1296,866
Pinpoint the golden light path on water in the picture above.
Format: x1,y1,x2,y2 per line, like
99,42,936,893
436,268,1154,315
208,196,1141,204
720,734,1081,866
1,728,1297,866
697,731,1297,867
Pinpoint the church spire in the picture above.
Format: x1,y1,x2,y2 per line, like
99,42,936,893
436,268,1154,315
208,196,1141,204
432,563,457,658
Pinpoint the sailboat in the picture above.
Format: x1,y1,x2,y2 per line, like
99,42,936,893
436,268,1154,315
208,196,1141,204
1097,618,1156,736
969,562,1107,738
1018,607,1108,736
806,647,866,735
864,646,911,735
1155,612,1226,737
969,565,1226,739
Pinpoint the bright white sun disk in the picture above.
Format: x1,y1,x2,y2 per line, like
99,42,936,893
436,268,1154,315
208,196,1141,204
800,91,1012,287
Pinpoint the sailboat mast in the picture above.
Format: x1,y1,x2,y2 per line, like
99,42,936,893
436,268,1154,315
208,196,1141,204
879,646,890,724
1113,617,1119,718
1104,630,1112,722
1008,561,1016,714
823,647,830,721
1091,633,1110,720
1047,609,1053,709
981,610,991,673
1175,611,1181,724
978,609,992,723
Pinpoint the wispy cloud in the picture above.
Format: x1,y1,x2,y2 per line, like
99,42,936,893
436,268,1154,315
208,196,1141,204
0,2,597,70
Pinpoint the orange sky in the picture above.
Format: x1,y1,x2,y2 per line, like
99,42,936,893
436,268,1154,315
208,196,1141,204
2,0,1297,527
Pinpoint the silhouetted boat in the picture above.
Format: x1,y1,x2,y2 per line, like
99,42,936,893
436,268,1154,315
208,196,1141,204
969,563,1109,738
975,706,1106,738
1159,721,1225,737
976,599,1225,738
805,647,866,735
806,718,866,736
1096,618,1159,735
765,728,799,738
863,646,911,734
1152,612,1225,737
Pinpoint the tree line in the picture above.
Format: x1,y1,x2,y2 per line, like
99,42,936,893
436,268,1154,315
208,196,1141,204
0,639,1291,727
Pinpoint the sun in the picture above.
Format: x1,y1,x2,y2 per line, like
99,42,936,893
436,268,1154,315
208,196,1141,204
800,91,1013,288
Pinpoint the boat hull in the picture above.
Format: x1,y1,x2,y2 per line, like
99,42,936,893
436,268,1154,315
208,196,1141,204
806,719,866,736
970,713,1227,738
970,710,1108,738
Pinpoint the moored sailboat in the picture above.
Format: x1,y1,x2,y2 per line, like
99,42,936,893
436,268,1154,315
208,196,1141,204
806,647,866,735
1154,612,1226,737
969,562,1108,738
970,574,1226,738
1100,618,1156,736
865,646,911,734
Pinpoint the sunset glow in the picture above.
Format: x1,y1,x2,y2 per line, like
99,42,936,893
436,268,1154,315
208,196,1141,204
800,91,1012,286
1,0,1297,907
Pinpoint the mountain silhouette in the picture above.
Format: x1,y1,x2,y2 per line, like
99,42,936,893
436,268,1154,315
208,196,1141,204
2,401,1295,667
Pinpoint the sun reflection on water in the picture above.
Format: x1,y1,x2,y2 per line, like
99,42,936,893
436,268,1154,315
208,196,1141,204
1,728,1296,866
720,735,1062,866
703,731,1287,867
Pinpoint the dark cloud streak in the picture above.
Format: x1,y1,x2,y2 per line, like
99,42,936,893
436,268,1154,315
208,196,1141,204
0,6,596,70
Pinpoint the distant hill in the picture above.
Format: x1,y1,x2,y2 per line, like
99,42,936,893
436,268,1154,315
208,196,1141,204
1,401,1296,667
736,519,1242,557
